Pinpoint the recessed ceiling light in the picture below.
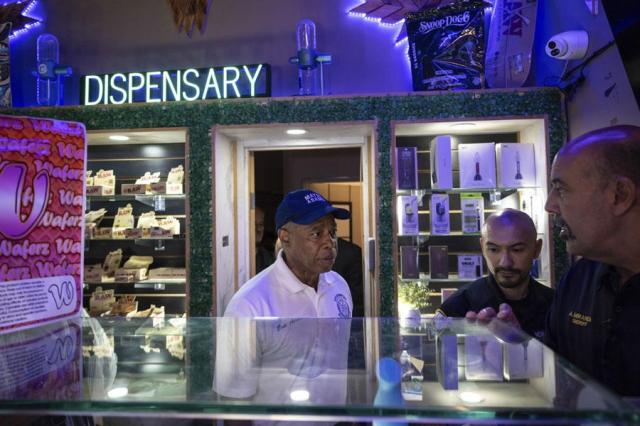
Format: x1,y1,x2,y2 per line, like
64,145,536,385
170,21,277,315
449,122,477,129
109,135,130,141
286,129,307,135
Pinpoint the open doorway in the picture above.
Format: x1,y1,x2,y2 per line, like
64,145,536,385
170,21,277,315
253,147,365,316
212,123,377,318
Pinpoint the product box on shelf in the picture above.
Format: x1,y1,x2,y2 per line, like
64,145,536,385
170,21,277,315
0,115,86,334
429,245,449,279
397,195,420,236
458,143,496,189
91,169,116,196
430,194,450,235
430,135,453,189
457,255,483,279
148,267,187,280
112,204,134,239
400,246,420,280
496,143,536,188
503,338,544,380
121,183,147,195
396,147,418,190
460,193,484,234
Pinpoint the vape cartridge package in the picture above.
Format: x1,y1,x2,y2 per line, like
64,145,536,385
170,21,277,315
400,246,420,280
396,147,418,190
429,245,449,279
397,195,420,236
460,193,484,234
458,143,496,189
430,194,450,235
457,254,483,279
496,143,536,188
430,135,453,189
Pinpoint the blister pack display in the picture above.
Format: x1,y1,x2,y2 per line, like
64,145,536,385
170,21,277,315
406,0,486,91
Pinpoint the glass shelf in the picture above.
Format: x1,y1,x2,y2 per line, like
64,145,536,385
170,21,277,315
0,317,636,424
84,278,186,288
87,194,186,201
395,187,529,195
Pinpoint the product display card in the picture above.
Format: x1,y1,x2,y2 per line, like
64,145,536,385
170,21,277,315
0,115,86,334
458,143,496,189
400,246,420,280
436,329,458,390
457,255,483,279
496,143,536,188
430,135,453,190
430,194,450,235
397,195,420,236
460,193,484,234
396,147,418,190
503,338,544,380
429,245,449,279
464,335,504,381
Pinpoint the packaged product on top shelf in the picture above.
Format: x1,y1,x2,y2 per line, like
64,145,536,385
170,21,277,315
458,143,496,189
151,165,184,194
396,147,418,190
430,135,453,190
430,194,450,235
112,204,134,239
457,254,483,279
460,193,484,234
397,195,420,236
122,171,161,195
115,255,154,283
496,143,536,188
88,169,115,196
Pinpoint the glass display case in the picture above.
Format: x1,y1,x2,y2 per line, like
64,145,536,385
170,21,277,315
0,317,637,424
393,118,552,316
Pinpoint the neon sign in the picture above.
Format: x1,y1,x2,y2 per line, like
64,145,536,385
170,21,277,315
82,63,270,105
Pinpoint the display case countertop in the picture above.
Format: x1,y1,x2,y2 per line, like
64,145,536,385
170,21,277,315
0,317,638,424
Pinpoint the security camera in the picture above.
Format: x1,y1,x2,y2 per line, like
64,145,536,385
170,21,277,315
545,30,589,60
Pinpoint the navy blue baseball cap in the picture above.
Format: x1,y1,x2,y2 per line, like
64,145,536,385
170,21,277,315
275,189,350,231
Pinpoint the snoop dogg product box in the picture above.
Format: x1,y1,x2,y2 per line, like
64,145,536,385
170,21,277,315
430,135,453,190
460,193,484,234
397,195,420,236
396,147,418,190
496,143,536,188
458,143,496,189
430,194,450,235
406,0,486,91
400,246,420,280
0,115,86,334
457,254,483,279
429,245,449,279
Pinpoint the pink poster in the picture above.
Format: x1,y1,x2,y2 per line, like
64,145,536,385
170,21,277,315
0,115,86,334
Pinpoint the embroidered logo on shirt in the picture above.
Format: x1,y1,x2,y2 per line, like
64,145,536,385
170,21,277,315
334,294,351,319
569,311,592,327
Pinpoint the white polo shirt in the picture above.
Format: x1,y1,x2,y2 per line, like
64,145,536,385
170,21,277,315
223,251,353,318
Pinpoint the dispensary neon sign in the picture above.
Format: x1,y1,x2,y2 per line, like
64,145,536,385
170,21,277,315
82,63,270,105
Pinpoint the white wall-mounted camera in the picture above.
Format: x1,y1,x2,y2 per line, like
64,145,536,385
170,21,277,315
545,30,589,60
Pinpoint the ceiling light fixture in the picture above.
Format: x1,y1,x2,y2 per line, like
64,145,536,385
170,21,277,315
449,122,477,129
109,135,130,141
286,129,307,135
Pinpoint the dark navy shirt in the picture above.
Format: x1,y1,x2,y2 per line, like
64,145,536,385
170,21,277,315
545,258,640,397
438,274,554,339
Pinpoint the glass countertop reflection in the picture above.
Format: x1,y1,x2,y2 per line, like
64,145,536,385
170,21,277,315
0,316,638,424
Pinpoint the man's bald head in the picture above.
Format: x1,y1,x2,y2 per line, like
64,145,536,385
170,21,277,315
482,208,538,243
557,125,640,186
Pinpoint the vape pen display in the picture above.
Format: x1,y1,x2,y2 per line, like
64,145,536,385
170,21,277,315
496,143,536,188
430,135,453,189
430,194,450,235
400,246,420,279
461,193,484,234
459,143,496,189
397,195,419,235
396,147,418,190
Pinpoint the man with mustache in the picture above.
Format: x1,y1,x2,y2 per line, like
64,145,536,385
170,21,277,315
223,189,353,318
543,124,640,397
436,209,554,338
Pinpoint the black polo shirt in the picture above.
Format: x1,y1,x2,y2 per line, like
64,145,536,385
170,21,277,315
438,274,554,339
545,258,640,397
